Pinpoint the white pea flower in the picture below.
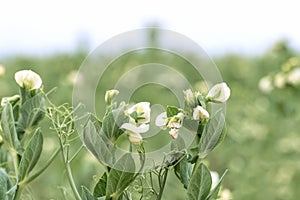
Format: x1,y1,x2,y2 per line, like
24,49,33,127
287,68,300,86
206,82,231,103
0,64,5,76
105,89,119,104
274,73,286,88
155,112,168,130
1,95,20,107
127,102,151,124
210,171,220,189
167,112,184,129
259,76,273,93
193,105,209,120
120,123,149,144
15,70,42,90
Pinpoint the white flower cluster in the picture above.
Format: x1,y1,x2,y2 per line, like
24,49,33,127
259,57,300,93
155,82,230,139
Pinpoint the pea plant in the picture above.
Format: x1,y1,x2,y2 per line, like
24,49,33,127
0,70,231,200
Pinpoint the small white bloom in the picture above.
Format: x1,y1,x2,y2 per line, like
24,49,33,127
169,128,179,139
1,95,20,107
219,189,233,200
210,171,220,189
120,123,149,134
128,132,143,145
206,82,231,103
104,89,119,104
167,112,184,129
127,102,151,124
15,70,42,90
183,89,196,107
259,76,273,93
121,123,148,144
0,64,5,76
287,68,300,86
274,73,286,88
193,105,209,120
155,112,168,130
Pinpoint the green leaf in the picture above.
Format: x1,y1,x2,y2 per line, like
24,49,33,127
106,153,136,199
206,169,228,200
82,186,97,200
199,111,225,158
17,93,46,135
0,168,12,200
102,106,127,141
175,154,193,189
83,120,114,165
166,105,180,117
93,173,107,197
1,103,22,153
18,129,43,181
187,163,212,200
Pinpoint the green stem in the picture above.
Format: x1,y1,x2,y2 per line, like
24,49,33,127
157,168,168,200
59,137,81,200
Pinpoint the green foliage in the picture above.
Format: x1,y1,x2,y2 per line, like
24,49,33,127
18,129,43,181
1,103,22,153
106,153,136,199
187,163,212,200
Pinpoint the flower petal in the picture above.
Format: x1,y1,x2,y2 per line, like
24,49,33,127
121,123,149,133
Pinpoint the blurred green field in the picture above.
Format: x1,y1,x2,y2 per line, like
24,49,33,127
0,39,300,200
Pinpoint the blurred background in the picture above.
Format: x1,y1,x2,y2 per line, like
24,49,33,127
1,0,300,199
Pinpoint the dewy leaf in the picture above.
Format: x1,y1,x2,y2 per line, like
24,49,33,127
102,106,127,141
106,153,136,199
18,129,43,181
93,173,107,197
0,168,12,200
166,105,180,117
187,163,212,200
206,169,228,200
17,93,46,135
1,103,22,153
199,111,225,158
82,186,97,200
83,120,113,165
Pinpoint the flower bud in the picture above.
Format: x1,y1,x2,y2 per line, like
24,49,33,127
193,105,209,120
287,68,300,86
120,123,149,144
169,128,179,139
206,82,231,103
184,89,196,108
167,112,184,129
105,89,119,105
259,76,273,93
1,95,20,107
128,132,143,145
15,70,42,90
155,112,168,130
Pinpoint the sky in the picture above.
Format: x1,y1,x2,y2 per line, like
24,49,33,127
0,0,299,57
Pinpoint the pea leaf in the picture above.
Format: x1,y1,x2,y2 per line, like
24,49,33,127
187,163,212,200
199,111,225,158
174,154,193,189
1,103,22,153
0,168,12,200
102,106,127,142
106,153,136,199
166,105,180,117
18,129,43,181
83,120,114,165
17,93,46,135
206,169,228,200
93,173,107,197
82,186,96,200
